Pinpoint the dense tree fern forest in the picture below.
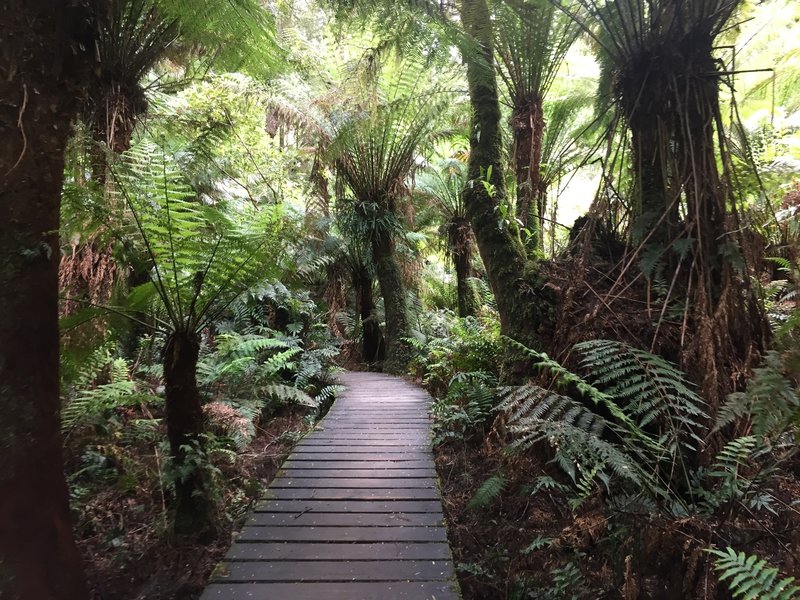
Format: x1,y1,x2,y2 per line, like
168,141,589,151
2,0,800,598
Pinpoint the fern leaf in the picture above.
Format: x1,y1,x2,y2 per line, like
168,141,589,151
709,547,800,600
467,473,506,509
262,383,318,408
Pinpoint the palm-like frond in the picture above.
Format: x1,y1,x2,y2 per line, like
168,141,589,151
494,0,578,105
113,142,285,333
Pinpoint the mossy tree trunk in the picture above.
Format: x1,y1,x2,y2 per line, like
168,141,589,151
371,231,412,374
449,217,478,318
459,0,552,348
0,2,93,598
162,330,214,535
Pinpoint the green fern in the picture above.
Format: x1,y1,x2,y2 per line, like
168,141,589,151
262,383,318,408
575,339,707,455
716,351,800,440
698,436,777,515
467,473,507,509
708,547,800,600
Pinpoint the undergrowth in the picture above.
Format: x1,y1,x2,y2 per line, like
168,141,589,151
416,310,800,599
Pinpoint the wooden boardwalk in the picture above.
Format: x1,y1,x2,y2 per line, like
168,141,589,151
202,371,460,600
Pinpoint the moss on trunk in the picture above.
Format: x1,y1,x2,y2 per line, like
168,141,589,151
511,95,546,252
459,0,553,349
371,232,412,374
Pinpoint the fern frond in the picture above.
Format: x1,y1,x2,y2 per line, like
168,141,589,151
262,383,318,408
467,473,507,509
715,351,800,439
574,339,707,455
708,547,800,600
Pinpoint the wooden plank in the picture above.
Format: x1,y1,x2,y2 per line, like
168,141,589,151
265,487,440,501
271,478,434,489
202,581,459,600
253,499,443,513
227,542,453,561
217,559,453,582
295,441,430,449
298,438,429,444
292,440,430,455
280,468,437,478
236,525,448,543
281,460,435,470
286,452,432,461
247,511,444,527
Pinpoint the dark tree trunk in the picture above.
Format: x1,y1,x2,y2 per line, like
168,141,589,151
618,39,767,413
459,0,552,348
353,266,385,363
450,217,478,318
629,117,678,251
674,55,768,415
371,232,411,374
511,95,546,251
0,3,93,599
162,330,214,535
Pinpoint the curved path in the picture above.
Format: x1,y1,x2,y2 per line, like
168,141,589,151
202,371,460,600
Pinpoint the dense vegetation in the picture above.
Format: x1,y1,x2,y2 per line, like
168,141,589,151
1,0,799,598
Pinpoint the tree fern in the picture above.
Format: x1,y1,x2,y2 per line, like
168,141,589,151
708,547,800,600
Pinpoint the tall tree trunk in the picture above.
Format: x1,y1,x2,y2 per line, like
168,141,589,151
0,2,93,598
371,232,411,374
511,95,546,251
162,330,214,535
459,0,552,348
353,266,384,363
450,217,477,318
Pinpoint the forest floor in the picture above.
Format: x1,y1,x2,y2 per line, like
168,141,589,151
436,436,800,599
72,410,310,600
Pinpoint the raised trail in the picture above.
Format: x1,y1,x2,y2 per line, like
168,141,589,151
201,371,460,600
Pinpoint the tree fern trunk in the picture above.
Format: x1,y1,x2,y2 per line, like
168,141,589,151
511,95,545,252
459,0,552,348
0,2,93,598
162,330,214,535
451,217,477,318
371,233,411,374
354,266,384,363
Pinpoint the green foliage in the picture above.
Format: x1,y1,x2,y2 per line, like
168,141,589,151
62,356,160,435
467,472,507,509
708,547,800,600
694,436,778,515
575,339,707,455
716,351,800,439
114,142,285,336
